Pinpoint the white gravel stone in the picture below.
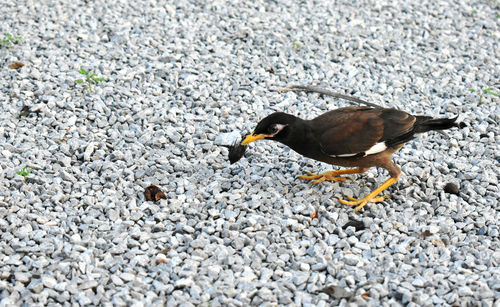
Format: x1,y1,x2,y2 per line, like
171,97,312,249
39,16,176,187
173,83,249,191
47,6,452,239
214,131,241,146
27,279,43,294
343,254,360,266
120,272,135,282
42,275,57,288
175,278,193,289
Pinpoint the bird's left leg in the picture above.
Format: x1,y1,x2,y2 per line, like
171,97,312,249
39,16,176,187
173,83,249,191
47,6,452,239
339,162,401,211
298,168,368,185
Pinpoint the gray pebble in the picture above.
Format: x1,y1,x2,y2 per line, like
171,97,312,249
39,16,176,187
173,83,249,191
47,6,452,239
27,279,43,293
42,275,57,288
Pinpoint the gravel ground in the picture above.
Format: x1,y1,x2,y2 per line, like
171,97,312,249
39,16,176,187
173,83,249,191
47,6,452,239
1,0,499,306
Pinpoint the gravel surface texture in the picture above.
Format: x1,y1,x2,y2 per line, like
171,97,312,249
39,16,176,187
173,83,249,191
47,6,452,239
1,0,499,306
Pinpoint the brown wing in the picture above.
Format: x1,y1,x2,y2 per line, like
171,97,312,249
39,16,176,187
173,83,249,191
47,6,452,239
378,108,418,146
314,107,416,156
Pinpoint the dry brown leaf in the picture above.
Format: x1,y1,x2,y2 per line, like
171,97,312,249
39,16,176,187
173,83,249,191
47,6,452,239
156,258,167,264
144,185,166,202
9,62,24,70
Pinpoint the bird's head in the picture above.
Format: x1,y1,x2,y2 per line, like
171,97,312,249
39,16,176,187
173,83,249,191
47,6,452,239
241,112,297,145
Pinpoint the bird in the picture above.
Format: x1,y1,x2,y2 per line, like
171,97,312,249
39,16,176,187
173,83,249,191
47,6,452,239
241,106,462,211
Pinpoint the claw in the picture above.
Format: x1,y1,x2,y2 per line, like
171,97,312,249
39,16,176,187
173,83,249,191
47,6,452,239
338,194,388,211
297,171,322,181
338,198,370,211
312,178,325,185
298,170,352,184
337,177,399,211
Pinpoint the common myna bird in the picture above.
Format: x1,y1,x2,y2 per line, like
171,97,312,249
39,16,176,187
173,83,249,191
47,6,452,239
241,106,461,211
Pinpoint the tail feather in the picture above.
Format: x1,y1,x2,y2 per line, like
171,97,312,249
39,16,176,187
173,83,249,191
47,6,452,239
385,115,463,148
414,116,462,133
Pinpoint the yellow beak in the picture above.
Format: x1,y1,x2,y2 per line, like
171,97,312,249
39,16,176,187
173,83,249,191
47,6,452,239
241,133,268,145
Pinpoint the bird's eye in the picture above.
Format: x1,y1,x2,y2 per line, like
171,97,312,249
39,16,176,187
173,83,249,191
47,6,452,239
268,125,279,134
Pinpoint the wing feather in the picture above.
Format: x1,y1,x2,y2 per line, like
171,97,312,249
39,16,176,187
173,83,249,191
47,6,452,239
314,107,416,156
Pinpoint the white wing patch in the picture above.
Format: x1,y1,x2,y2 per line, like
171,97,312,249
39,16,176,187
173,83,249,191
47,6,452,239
365,142,387,155
327,142,387,158
333,153,360,158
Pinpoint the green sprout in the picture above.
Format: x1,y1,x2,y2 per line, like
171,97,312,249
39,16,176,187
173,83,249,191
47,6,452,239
483,88,499,97
17,166,34,181
292,42,301,49
0,33,22,47
469,87,498,104
75,68,105,92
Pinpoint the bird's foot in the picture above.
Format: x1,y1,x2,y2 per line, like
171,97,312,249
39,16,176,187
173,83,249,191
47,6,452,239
298,171,353,185
338,195,390,211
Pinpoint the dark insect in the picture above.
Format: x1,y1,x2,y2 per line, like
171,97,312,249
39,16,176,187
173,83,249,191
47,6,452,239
228,141,246,164
144,185,166,201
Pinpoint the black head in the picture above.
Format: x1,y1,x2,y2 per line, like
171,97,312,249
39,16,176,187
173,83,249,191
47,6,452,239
241,112,298,145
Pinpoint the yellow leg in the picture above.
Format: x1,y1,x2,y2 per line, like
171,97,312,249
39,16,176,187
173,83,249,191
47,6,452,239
339,177,399,211
298,168,364,185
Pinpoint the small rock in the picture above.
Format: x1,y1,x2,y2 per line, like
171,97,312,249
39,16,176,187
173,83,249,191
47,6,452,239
322,285,352,299
60,170,77,183
60,156,71,167
191,238,209,249
354,242,370,250
15,272,30,283
260,268,273,282
70,234,81,244
110,275,124,286
182,225,195,234
78,280,98,290
458,286,473,296
240,267,257,283
42,275,57,288
343,254,360,266
214,131,241,146
27,279,43,293
299,263,310,271
174,278,193,288
292,272,309,285
427,225,440,234
84,142,95,161
444,183,459,195
120,272,135,282
395,242,409,254
77,294,92,306
412,277,426,287
311,263,327,271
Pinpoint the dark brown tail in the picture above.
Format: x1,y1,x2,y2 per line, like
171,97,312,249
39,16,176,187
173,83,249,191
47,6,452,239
385,115,463,148
414,116,464,133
